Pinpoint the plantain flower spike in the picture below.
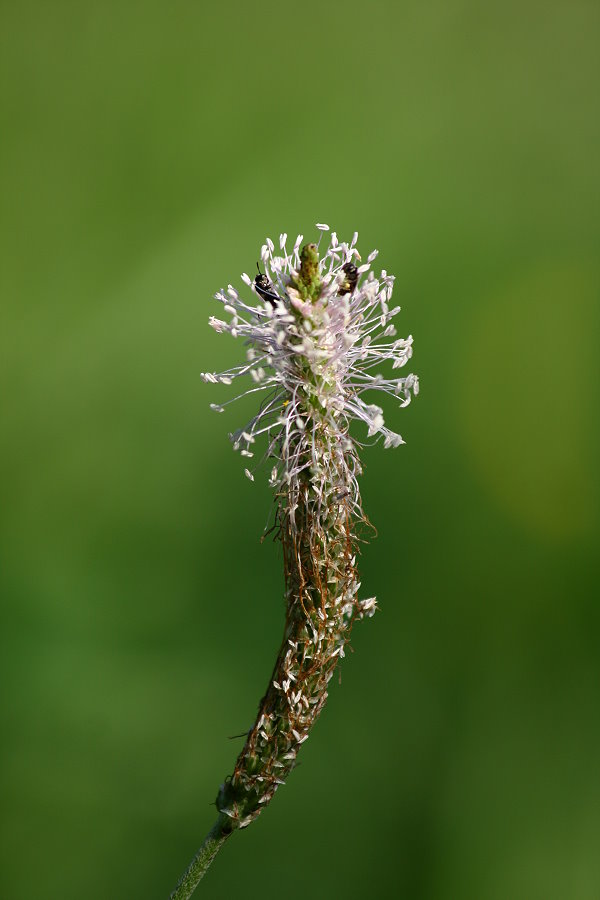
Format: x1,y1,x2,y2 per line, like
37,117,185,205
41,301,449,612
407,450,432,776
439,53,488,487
202,225,419,829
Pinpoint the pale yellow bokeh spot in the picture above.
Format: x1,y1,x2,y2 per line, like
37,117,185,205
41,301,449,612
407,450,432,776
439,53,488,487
459,262,599,541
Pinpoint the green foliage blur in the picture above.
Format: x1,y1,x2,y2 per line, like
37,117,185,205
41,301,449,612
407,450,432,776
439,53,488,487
1,1,599,897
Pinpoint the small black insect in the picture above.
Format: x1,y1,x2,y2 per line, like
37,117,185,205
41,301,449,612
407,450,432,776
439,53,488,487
338,262,359,296
254,263,282,307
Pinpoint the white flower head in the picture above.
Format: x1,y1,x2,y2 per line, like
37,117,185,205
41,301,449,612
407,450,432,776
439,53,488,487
177,227,419,840
206,222,421,829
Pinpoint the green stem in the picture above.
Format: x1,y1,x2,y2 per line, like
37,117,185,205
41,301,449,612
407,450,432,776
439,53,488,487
169,814,233,899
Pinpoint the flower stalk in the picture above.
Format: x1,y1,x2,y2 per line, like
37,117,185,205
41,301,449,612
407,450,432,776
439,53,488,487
169,225,418,895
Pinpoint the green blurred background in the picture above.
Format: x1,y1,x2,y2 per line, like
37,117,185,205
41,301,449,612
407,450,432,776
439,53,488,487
1,1,599,897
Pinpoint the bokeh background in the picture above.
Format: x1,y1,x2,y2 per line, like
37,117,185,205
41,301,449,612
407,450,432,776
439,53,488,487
1,1,599,897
